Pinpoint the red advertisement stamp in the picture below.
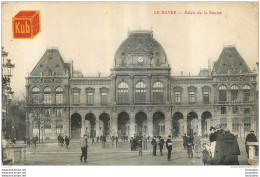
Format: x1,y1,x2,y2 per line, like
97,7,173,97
12,10,41,39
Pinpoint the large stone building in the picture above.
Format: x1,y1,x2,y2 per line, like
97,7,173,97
25,30,258,140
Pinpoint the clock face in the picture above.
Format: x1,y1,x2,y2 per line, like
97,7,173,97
137,56,144,63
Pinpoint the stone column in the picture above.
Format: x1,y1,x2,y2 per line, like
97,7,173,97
147,112,153,137
96,120,100,137
147,75,151,103
29,118,33,139
129,112,135,137
130,76,134,104
183,111,188,135
165,111,172,139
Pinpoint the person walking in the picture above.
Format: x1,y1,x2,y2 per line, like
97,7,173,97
32,136,37,148
80,134,88,162
102,136,106,148
159,136,164,156
183,134,187,149
92,136,95,144
186,134,193,158
65,136,70,148
130,137,134,151
151,136,157,156
166,135,173,161
115,136,118,147
96,136,99,143
138,138,142,156
245,130,258,158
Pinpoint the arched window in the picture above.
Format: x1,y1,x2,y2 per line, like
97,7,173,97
231,85,239,103
243,85,250,101
43,87,52,104
32,87,40,103
118,82,129,104
135,82,146,103
152,82,164,103
55,87,63,104
219,85,227,102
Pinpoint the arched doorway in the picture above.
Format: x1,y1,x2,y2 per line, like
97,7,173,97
99,113,110,137
153,111,165,136
135,112,147,136
71,113,82,139
85,113,96,138
187,112,198,136
172,112,184,137
118,112,130,137
201,111,212,137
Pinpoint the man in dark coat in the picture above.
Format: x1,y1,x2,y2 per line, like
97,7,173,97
183,134,187,149
159,136,164,155
65,136,70,148
186,135,193,158
80,134,88,162
115,136,118,147
245,130,258,157
166,135,173,161
151,136,157,156
214,130,240,165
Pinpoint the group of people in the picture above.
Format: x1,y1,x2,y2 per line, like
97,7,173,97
24,136,38,148
151,135,173,161
57,134,70,148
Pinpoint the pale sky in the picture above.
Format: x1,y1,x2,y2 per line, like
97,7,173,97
2,2,258,99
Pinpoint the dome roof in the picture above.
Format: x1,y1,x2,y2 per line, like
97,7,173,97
114,30,169,67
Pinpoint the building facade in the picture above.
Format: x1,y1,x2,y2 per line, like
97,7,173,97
25,30,258,140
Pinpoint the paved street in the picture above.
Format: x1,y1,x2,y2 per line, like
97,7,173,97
16,138,249,166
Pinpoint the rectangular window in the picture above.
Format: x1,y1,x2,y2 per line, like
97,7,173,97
32,94,40,103
244,108,250,114
231,90,238,103
135,90,146,103
189,91,195,103
243,90,250,102
221,107,226,114
101,92,108,105
203,91,209,103
56,123,63,134
44,93,52,104
220,118,227,129
244,118,251,132
232,118,239,132
56,93,63,104
219,90,227,102
232,106,238,114
73,92,80,105
118,90,129,104
175,91,181,103
44,122,51,134
87,92,94,105
153,90,164,103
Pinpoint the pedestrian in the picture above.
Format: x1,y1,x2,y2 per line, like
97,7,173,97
115,136,118,147
92,136,95,144
193,133,201,158
151,136,157,156
96,136,99,143
11,137,16,144
35,135,39,143
166,135,173,161
32,137,37,148
80,134,88,163
130,137,134,151
27,138,31,147
183,134,187,149
186,134,193,158
60,136,64,146
57,134,61,146
209,126,217,164
138,138,142,156
202,143,211,165
142,135,147,149
65,136,70,148
102,136,106,148
159,136,164,156
148,135,150,141
245,130,258,158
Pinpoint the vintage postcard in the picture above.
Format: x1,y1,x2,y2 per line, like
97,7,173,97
1,2,259,175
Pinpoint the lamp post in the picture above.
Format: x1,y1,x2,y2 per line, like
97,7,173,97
2,47,15,139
